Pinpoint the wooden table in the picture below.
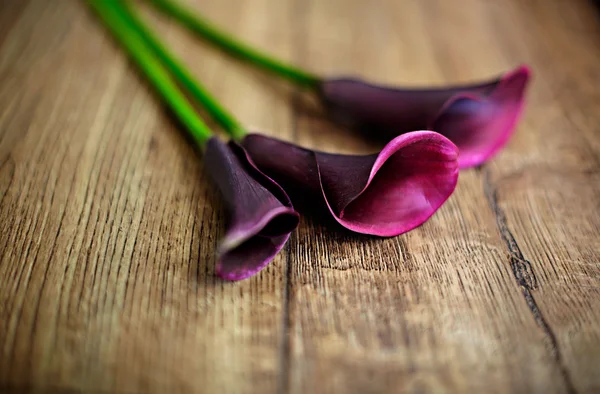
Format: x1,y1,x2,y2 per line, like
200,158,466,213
1,0,599,393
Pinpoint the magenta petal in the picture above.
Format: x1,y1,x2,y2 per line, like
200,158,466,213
319,65,531,168
431,67,530,167
204,137,299,281
241,131,458,237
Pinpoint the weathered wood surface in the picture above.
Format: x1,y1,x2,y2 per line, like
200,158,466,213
1,0,599,393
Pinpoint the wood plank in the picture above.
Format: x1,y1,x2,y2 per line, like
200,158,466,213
285,0,599,393
481,1,600,392
0,1,295,393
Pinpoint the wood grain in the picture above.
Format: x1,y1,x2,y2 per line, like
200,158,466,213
1,0,599,393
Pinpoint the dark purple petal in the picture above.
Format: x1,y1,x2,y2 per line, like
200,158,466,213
204,137,299,281
241,131,458,237
319,65,531,168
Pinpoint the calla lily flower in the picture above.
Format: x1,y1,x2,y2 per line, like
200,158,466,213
319,65,531,168
204,137,300,280
241,131,459,237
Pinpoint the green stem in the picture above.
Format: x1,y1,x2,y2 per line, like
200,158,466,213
147,0,321,89
112,1,247,141
89,0,213,149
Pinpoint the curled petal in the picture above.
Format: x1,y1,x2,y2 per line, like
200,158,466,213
319,65,531,168
241,131,459,237
204,137,299,280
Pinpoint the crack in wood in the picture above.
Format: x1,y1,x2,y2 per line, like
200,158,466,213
278,238,293,394
482,167,577,394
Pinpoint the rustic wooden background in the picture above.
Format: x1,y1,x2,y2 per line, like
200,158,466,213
1,0,599,393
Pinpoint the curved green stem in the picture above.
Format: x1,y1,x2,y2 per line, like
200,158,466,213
147,0,321,89
112,1,247,141
89,0,213,149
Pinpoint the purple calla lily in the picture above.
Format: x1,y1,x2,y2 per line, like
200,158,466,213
319,65,531,168
204,137,300,280
241,131,459,237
